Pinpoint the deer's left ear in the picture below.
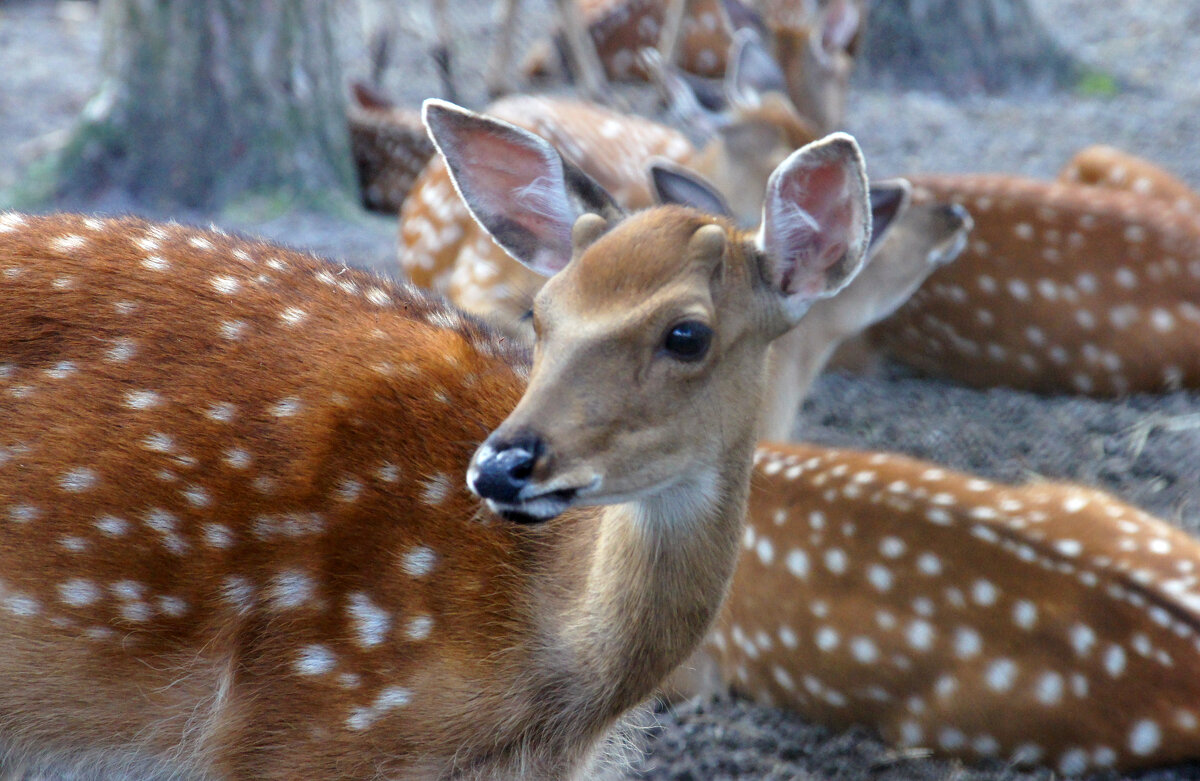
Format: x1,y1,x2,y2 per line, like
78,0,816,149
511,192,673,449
757,132,871,321
649,159,733,218
422,99,621,277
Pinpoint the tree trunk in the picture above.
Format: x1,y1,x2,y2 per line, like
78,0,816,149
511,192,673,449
49,0,355,210
858,0,1081,95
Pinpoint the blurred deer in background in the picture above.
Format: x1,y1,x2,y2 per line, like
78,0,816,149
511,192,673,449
668,441,1200,776
0,100,871,779
865,171,1200,395
755,186,972,440
347,82,432,214
520,0,862,131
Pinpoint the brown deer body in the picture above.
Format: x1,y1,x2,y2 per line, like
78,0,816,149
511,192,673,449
871,174,1200,395
0,97,871,778
671,441,1200,776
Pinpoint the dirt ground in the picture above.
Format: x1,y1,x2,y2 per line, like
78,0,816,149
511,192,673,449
3,1,1200,779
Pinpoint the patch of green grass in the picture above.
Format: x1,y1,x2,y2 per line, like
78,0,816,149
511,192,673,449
0,153,62,210
222,186,362,223
1075,69,1120,97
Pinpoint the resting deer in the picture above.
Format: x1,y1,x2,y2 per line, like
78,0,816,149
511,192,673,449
664,441,1200,776
867,172,1200,395
0,100,870,779
756,187,972,439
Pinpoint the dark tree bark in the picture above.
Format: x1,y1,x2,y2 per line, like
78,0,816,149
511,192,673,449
858,0,1081,95
48,0,355,210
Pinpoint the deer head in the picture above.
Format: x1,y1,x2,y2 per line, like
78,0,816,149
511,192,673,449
423,99,870,521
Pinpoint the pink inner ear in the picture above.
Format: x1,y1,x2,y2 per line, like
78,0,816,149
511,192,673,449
764,147,863,299
777,165,852,241
451,124,575,257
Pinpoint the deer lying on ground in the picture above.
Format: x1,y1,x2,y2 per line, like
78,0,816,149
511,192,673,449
757,186,971,439
0,99,870,779
867,171,1200,395
666,441,1200,777
520,0,862,131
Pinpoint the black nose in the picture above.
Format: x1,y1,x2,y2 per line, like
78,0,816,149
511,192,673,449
470,433,543,505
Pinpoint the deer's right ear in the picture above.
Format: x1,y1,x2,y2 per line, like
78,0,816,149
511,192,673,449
757,132,870,322
868,178,912,249
422,99,620,277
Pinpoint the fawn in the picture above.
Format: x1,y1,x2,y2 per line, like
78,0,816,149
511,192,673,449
0,100,870,779
400,74,971,439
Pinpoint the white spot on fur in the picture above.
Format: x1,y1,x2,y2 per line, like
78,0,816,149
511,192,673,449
211,275,240,294
421,473,451,505
124,390,161,409
1129,719,1161,756
984,658,1018,691
58,579,100,607
401,545,438,577
348,592,392,647
60,467,98,492
406,614,433,641
271,570,315,609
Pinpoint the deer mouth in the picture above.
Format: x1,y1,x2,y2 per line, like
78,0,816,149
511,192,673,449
487,486,581,524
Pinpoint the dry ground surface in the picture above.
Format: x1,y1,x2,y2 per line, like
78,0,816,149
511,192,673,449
3,0,1200,778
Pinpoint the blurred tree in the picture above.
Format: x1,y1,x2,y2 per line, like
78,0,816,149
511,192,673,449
48,0,355,210
859,0,1081,95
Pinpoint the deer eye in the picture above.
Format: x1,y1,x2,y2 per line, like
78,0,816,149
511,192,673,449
663,321,712,362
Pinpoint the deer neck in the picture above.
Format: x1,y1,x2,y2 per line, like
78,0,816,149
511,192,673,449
537,427,757,723
758,308,842,441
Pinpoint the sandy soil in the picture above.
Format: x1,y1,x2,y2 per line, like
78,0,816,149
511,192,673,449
2,1,1200,779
